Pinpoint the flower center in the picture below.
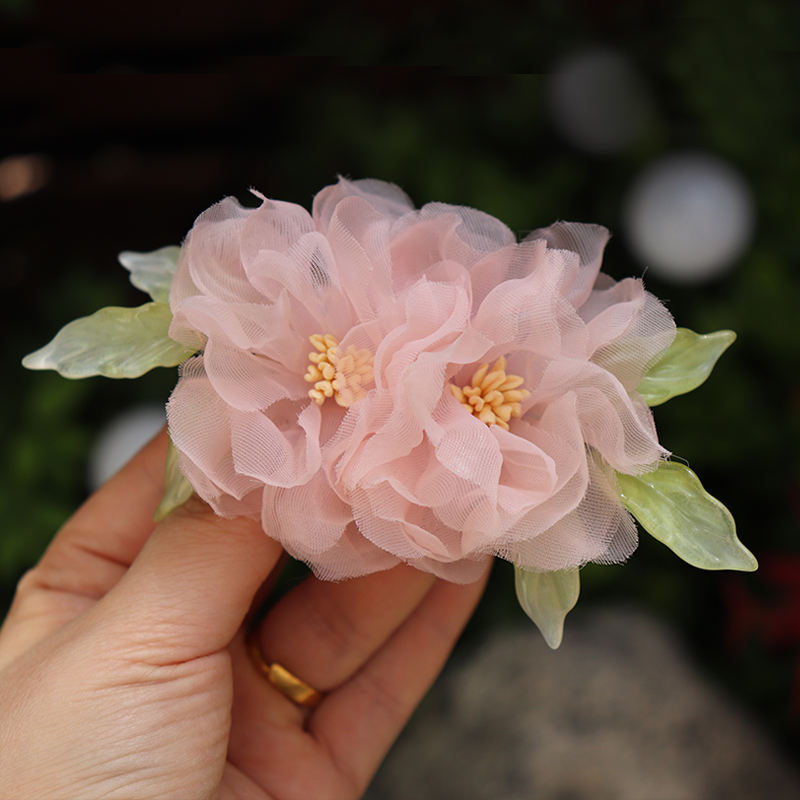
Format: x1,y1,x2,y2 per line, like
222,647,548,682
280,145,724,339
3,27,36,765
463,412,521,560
305,333,374,408
449,356,528,431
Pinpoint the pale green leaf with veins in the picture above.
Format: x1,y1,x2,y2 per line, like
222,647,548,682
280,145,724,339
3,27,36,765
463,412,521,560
617,461,757,572
22,302,196,379
636,328,737,407
118,246,181,304
514,567,580,649
154,437,195,521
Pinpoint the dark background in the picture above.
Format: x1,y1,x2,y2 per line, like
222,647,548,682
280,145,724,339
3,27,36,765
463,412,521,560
2,0,799,763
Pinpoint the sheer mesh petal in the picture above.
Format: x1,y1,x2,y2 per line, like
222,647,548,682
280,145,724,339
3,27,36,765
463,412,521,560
525,221,611,308
203,339,306,412
313,177,415,232
262,473,352,555
502,455,637,571
240,195,315,258
388,213,464,288
493,401,578,516
326,275,476,488
167,356,263,502
473,246,587,359
533,359,666,473
305,523,403,582
351,482,466,563
262,475,402,580
352,478,492,584
428,397,503,499
173,294,286,353
420,202,516,254
168,247,206,351
230,400,321,488
585,279,676,390
166,179,672,583
415,554,492,584
468,240,542,309
326,197,395,321
181,197,263,304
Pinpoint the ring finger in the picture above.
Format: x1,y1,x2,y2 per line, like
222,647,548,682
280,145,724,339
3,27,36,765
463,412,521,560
227,563,488,796
250,562,436,701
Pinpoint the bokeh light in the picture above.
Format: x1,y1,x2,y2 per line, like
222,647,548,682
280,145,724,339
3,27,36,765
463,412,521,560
622,152,755,284
547,49,652,155
87,405,166,490
0,154,51,202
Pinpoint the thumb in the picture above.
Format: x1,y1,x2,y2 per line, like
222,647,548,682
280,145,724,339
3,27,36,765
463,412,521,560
101,495,284,663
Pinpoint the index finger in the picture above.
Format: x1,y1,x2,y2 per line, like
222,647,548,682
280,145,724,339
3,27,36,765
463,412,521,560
0,427,170,664
27,426,169,602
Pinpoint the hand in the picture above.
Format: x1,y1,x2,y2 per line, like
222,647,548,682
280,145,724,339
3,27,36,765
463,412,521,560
0,429,488,799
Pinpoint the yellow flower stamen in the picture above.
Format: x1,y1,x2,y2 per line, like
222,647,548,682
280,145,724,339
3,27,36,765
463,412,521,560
305,334,374,408
449,356,528,431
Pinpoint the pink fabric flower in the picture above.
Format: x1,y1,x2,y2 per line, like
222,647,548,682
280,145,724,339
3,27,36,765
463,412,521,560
166,178,675,583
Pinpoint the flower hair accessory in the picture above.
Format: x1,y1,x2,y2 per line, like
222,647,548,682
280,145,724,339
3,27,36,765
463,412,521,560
23,177,756,648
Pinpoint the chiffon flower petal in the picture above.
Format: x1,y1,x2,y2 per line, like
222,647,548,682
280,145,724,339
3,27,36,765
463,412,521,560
167,356,264,506
166,177,676,581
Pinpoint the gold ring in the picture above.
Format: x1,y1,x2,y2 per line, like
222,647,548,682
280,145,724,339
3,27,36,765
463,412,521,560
247,631,324,708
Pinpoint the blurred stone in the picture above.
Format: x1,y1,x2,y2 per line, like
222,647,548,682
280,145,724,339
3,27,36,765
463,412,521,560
365,607,800,800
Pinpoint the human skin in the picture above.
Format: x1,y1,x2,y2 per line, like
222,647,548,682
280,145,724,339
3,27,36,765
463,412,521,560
0,429,488,799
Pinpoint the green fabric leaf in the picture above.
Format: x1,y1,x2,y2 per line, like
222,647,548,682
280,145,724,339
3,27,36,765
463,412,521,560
514,567,580,649
22,302,196,378
636,328,736,407
118,246,181,303
617,461,757,572
154,438,194,521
